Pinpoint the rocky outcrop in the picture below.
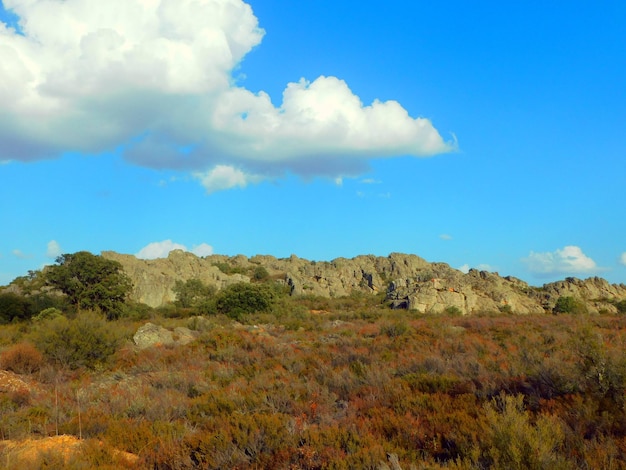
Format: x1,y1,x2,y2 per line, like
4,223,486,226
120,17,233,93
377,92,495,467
102,250,431,307
102,250,249,307
102,250,626,315
386,266,547,314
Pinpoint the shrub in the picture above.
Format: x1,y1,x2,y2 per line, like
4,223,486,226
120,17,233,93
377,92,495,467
553,296,588,315
252,266,270,282
615,299,626,314
380,321,409,338
32,311,121,369
0,343,43,374
445,305,463,316
33,307,64,322
214,282,277,321
172,279,216,308
479,393,569,469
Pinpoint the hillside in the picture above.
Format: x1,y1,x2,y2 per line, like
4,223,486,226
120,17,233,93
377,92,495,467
0,251,625,467
102,250,626,314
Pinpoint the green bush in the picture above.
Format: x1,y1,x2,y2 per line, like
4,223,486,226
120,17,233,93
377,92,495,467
553,296,588,315
0,293,32,323
615,299,626,314
444,305,463,316
252,266,270,282
32,311,121,369
214,282,277,321
478,393,569,469
172,279,216,308
33,307,64,322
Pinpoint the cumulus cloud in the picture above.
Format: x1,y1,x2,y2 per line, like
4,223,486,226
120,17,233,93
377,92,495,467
136,240,213,259
522,245,598,276
620,252,626,266
0,0,454,189
46,240,62,258
191,243,214,257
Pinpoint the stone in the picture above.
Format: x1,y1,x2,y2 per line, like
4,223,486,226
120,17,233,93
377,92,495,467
100,250,626,315
133,323,175,349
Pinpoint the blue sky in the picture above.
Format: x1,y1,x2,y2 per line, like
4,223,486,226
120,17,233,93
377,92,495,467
1,0,625,287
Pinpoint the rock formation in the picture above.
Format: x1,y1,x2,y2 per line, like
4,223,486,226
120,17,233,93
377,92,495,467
100,250,626,315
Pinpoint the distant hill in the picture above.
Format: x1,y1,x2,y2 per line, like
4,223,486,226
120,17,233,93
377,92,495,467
102,250,626,315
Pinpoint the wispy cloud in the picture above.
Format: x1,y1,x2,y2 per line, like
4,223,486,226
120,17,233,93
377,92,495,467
522,245,599,277
620,252,626,266
439,234,453,241
12,249,32,259
0,0,454,191
136,240,214,260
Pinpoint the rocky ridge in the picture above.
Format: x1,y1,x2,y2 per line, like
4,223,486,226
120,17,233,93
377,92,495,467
102,250,626,315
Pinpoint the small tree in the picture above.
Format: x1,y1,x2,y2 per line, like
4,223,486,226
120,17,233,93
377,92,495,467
45,252,132,319
172,279,216,308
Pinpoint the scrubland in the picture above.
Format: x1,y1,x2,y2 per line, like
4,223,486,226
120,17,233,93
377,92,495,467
0,292,625,469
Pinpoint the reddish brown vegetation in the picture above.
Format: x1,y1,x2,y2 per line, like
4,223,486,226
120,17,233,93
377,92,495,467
0,300,625,468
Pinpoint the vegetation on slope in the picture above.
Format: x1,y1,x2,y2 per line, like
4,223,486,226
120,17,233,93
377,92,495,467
0,252,624,468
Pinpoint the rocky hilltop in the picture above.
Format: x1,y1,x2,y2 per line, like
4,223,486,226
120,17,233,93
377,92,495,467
102,250,626,315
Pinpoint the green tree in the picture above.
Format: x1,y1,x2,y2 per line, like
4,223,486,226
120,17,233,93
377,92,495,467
45,251,132,319
0,293,32,323
172,279,216,308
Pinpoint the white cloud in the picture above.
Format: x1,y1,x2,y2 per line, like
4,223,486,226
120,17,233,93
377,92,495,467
0,0,454,189
439,234,453,240
620,252,626,266
137,240,187,260
458,263,494,274
193,165,262,193
191,243,214,257
136,240,213,259
12,249,32,259
46,240,61,258
522,245,598,276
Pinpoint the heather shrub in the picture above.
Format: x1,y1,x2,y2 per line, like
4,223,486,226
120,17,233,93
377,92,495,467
478,393,569,470
0,342,43,374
